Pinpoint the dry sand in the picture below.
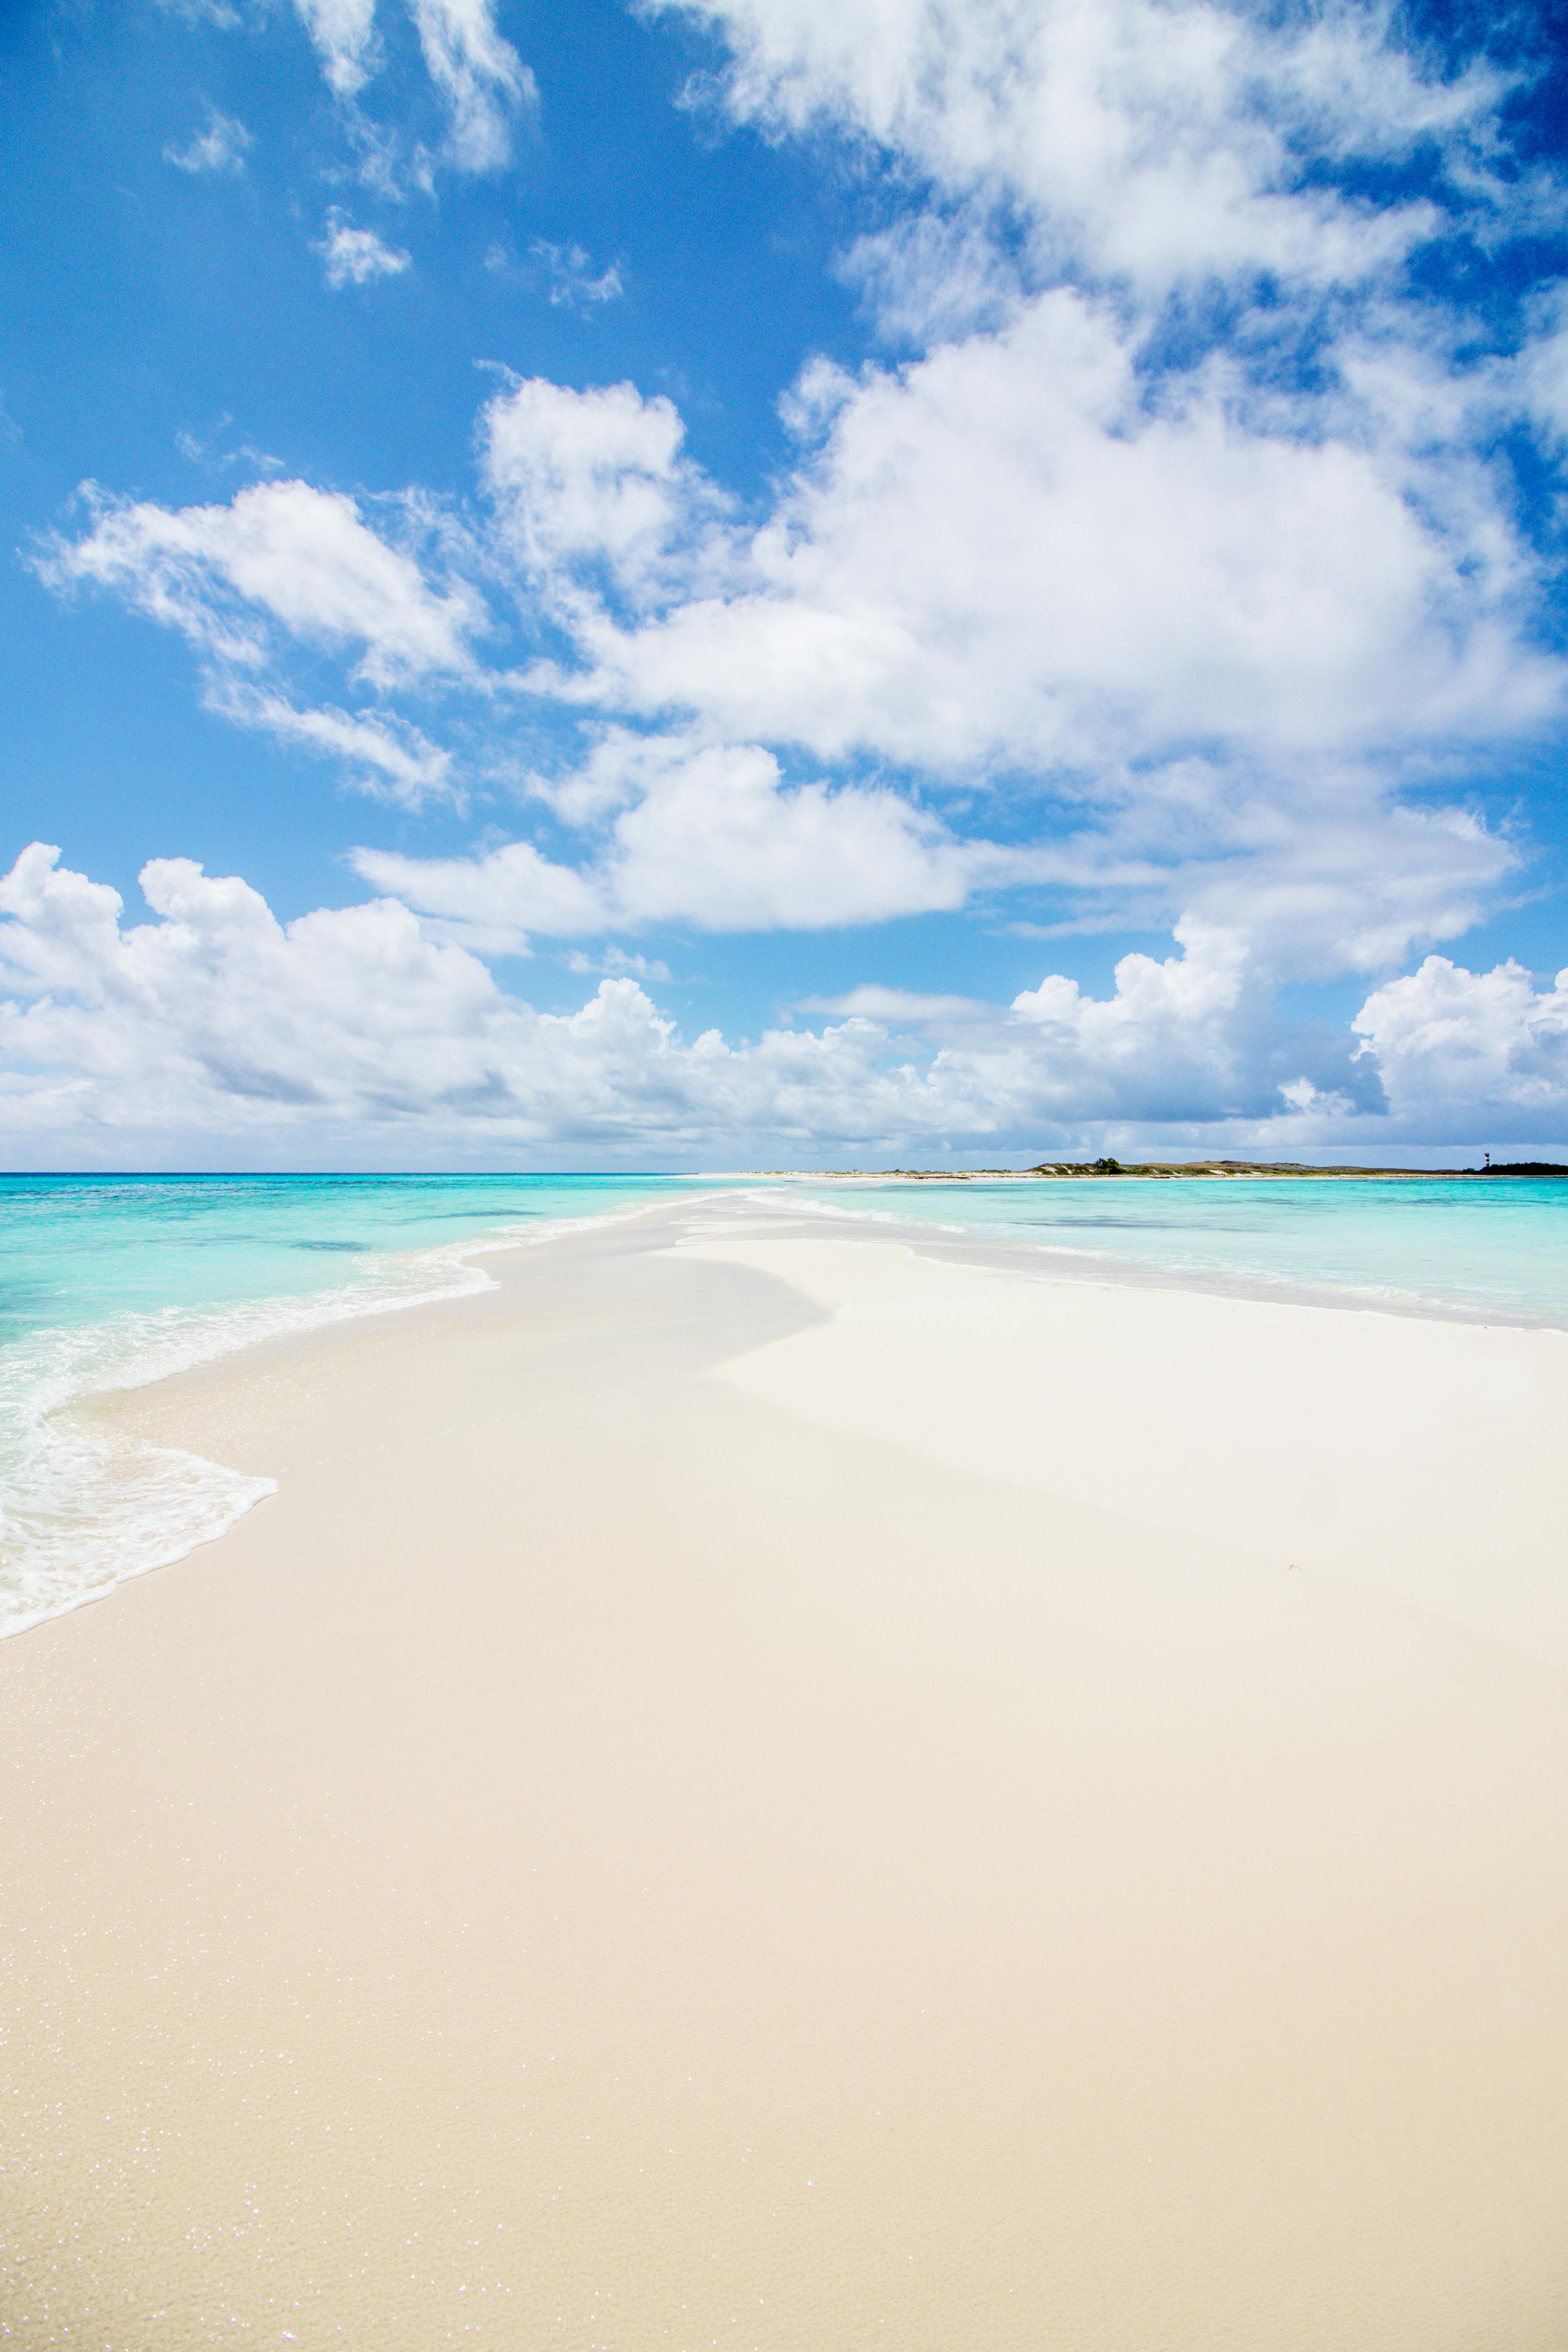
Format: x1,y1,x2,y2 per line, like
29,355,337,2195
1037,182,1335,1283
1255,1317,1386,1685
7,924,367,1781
4,1190,1568,2351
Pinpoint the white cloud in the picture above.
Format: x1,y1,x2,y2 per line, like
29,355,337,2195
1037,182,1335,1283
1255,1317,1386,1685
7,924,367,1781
568,946,673,983
1353,956,1568,1135
203,682,459,809
315,210,412,287
0,846,1244,1157
44,0,1568,1042
0,844,521,1139
506,298,1561,773
1007,920,1261,1112
293,0,381,97
481,375,721,606
528,240,625,310
407,0,536,171
604,741,997,927
38,305,1553,984
350,839,606,951
40,478,481,686
42,339,1538,974
1511,285,1568,450
154,0,241,25
658,0,1510,295
164,106,253,176
286,0,531,169
1133,789,1520,979
174,418,286,476
797,986,993,1022
354,735,1015,937
7,846,1565,1160
838,211,1022,345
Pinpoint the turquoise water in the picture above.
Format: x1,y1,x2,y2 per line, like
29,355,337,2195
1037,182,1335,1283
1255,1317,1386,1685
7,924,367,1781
771,1175,1568,1326
6,1167,1568,1641
0,1172,704,1637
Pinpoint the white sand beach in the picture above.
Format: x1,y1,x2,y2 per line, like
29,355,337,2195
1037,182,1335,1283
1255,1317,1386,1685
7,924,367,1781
4,1190,1568,2350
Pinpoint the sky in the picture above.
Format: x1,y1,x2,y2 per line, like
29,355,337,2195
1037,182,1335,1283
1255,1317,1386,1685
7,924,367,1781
2,0,1568,1169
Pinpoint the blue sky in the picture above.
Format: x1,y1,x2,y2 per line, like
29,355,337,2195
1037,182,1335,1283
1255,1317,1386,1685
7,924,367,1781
3,0,1568,1167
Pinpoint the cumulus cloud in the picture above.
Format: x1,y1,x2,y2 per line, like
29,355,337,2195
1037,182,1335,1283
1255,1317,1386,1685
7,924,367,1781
491,306,1561,773
1132,790,1520,979
163,106,253,175
353,735,1012,938
1001,920,1297,1123
39,478,481,685
1,842,972,1159
1354,956,1568,1137
36,340,1541,980
349,839,606,954
315,211,412,287
658,0,1511,295
55,335,1557,830
35,0,1568,1121
0,844,1488,1166
602,741,1000,927
481,375,724,609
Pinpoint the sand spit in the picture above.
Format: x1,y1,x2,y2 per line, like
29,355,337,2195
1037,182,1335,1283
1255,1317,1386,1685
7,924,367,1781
3,1192,1568,2351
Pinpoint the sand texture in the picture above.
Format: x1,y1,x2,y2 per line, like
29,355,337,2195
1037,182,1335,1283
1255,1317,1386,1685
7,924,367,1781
4,1193,1568,2350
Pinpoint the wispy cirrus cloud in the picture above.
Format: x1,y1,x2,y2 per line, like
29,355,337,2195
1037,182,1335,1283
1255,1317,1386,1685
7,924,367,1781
407,0,537,171
286,0,534,171
174,417,286,477
204,682,460,810
314,210,411,287
528,239,624,311
292,0,381,96
163,105,253,175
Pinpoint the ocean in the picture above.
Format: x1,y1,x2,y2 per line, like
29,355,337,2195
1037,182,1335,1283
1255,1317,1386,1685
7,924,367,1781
4,1166,1568,1640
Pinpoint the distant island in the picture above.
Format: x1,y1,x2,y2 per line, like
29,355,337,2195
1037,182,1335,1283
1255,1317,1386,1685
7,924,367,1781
751,1158,1568,1180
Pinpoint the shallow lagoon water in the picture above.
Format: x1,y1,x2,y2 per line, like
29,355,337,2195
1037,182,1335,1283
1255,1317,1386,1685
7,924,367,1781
773,1173,1568,1328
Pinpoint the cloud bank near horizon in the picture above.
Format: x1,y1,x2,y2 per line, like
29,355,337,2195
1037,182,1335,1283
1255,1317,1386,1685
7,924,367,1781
15,0,1568,1156
4,843,1565,1165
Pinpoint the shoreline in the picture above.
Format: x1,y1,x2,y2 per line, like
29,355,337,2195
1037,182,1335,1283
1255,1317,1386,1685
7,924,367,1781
7,1169,1568,1648
747,1183,1568,1335
0,1184,738,1645
4,1192,1568,2346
